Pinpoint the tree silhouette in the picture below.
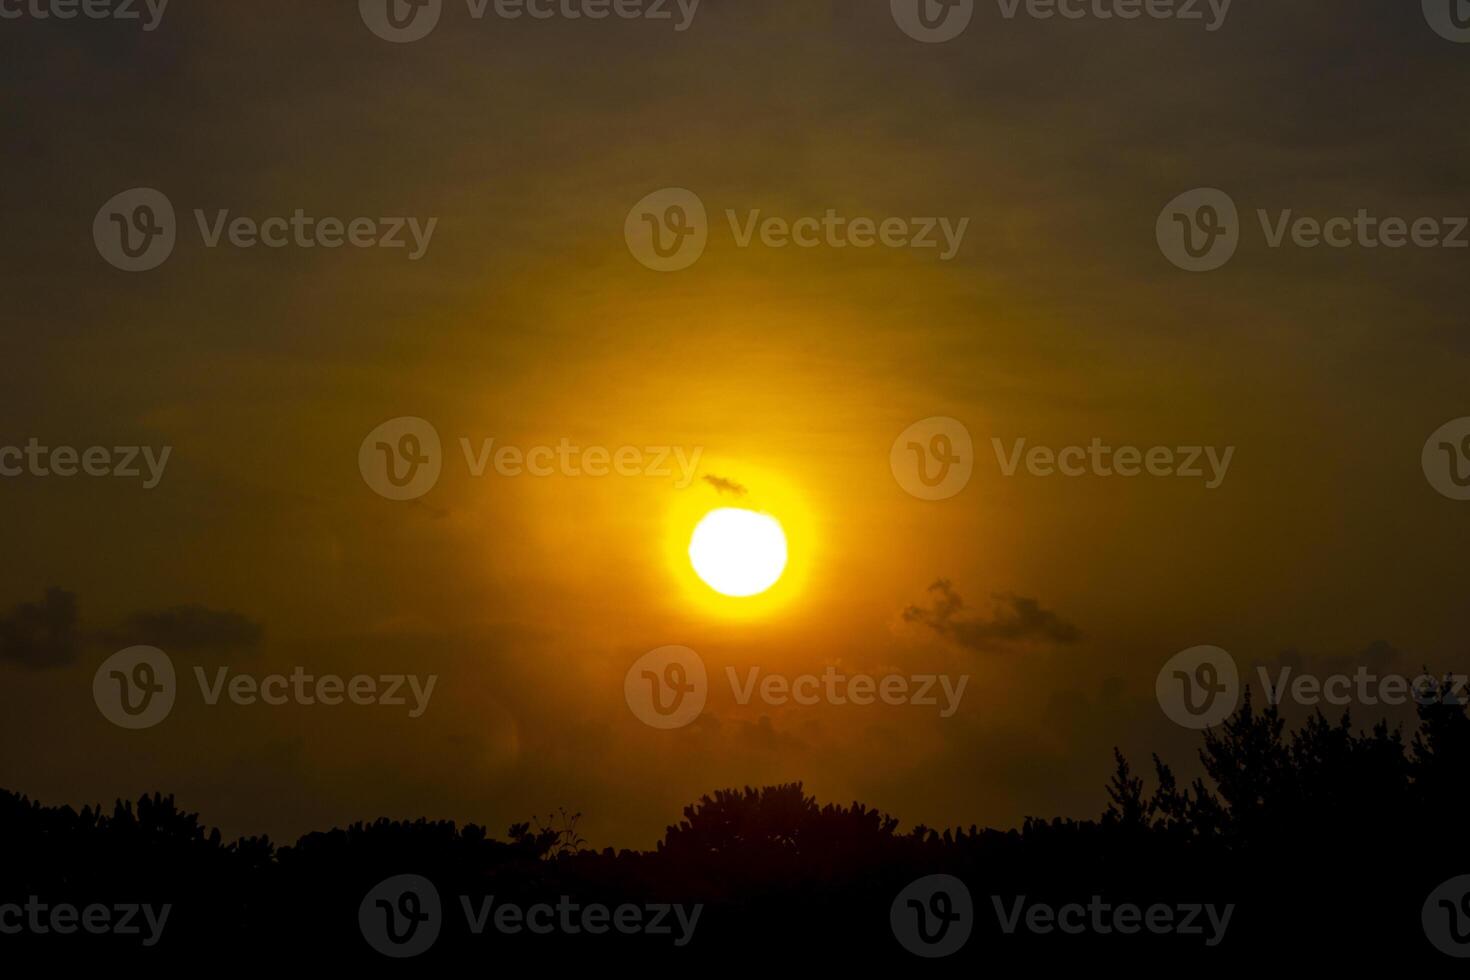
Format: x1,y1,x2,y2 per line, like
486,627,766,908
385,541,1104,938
4,687,1468,965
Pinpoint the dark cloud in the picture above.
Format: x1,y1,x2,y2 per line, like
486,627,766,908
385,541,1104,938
904,580,1080,653
114,605,263,655
0,588,82,669
702,475,748,497
1,588,264,665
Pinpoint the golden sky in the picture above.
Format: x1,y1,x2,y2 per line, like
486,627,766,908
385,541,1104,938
1,0,1467,847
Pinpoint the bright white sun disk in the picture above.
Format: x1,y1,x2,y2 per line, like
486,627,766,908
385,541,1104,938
689,508,788,597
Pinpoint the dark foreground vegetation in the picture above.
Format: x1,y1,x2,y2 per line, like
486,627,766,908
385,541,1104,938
4,688,1469,967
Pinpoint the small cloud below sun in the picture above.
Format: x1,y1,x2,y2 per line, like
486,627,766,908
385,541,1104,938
904,580,1080,654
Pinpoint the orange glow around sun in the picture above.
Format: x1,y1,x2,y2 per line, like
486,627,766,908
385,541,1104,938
664,459,814,619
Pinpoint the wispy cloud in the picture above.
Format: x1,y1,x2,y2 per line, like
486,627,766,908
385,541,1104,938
0,588,81,669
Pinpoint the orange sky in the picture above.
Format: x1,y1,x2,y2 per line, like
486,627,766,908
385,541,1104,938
1,0,1467,847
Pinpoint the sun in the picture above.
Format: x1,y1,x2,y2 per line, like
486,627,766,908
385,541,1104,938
663,462,812,616
689,508,788,597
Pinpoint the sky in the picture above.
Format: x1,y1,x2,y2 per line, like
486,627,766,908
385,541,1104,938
1,0,1468,848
